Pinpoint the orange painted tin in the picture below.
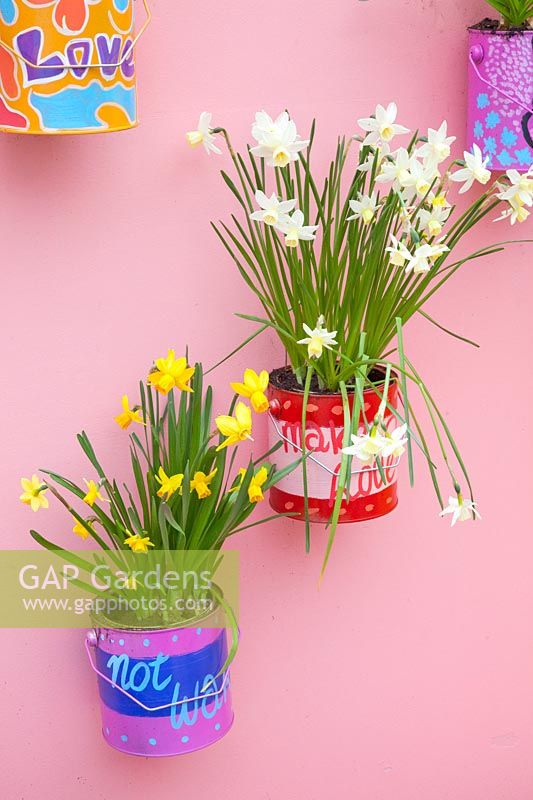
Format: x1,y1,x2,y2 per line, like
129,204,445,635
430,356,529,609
0,0,150,134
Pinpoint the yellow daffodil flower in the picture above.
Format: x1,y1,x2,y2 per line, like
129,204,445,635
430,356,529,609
147,350,194,395
215,402,253,450
229,466,268,503
247,466,268,503
72,518,91,540
124,532,155,554
229,468,247,493
114,395,144,430
156,467,184,500
190,469,217,499
83,479,107,507
230,369,270,414
19,475,49,512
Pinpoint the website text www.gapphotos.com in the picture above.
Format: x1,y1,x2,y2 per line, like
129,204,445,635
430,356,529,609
21,594,215,617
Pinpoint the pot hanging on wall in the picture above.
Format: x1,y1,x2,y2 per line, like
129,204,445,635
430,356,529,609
467,26,533,171
267,367,401,525
0,0,150,135
85,607,234,757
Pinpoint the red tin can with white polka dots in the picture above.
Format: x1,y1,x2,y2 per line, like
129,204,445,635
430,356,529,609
267,371,400,524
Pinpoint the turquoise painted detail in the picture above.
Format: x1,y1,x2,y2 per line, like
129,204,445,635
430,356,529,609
497,150,515,167
501,128,518,147
477,93,490,109
485,110,500,130
113,0,130,9
515,148,533,166
484,136,496,155
0,0,16,25
29,81,135,131
148,738,157,746
474,120,483,139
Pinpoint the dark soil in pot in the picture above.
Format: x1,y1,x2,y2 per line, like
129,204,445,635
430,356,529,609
470,17,532,33
269,365,388,395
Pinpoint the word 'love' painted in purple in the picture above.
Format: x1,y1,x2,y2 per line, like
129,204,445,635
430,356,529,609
15,28,135,84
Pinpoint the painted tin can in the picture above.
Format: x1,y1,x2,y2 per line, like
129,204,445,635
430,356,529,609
0,0,150,135
85,611,234,757
467,27,533,171
267,373,400,524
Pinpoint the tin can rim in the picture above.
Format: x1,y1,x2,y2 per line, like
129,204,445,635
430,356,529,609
467,25,533,36
90,586,225,633
268,364,398,399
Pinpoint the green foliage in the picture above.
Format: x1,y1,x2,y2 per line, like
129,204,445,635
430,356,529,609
484,0,533,27
209,117,519,571
32,363,292,555
214,127,503,392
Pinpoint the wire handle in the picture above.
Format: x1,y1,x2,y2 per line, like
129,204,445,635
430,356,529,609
0,0,151,71
469,47,533,116
85,632,230,712
268,412,401,479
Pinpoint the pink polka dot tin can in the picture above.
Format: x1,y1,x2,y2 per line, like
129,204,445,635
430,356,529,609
85,609,234,757
467,27,533,172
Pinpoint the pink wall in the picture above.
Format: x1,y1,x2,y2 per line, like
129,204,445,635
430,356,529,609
2,0,533,796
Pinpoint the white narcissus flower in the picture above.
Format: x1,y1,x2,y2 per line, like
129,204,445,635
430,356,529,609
249,190,296,227
405,242,449,274
357,143,391,173
277,209,318,248
358,102,410,147
381,424,408,458
250,110,309,168
440,494,480,526
427,191,451,209
418,121,456,168
252,110,305,146
498,167,533,206
297,316,338,359
494,197,531,225
386,234,412,267
347,192,381,224
186,112,222,156
252,110,288,141
407,156,437,197
494,168,533,224
399,206,415,235
417,205,451,237
450,144,491,193
376,147,412,189
342,430,388,465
